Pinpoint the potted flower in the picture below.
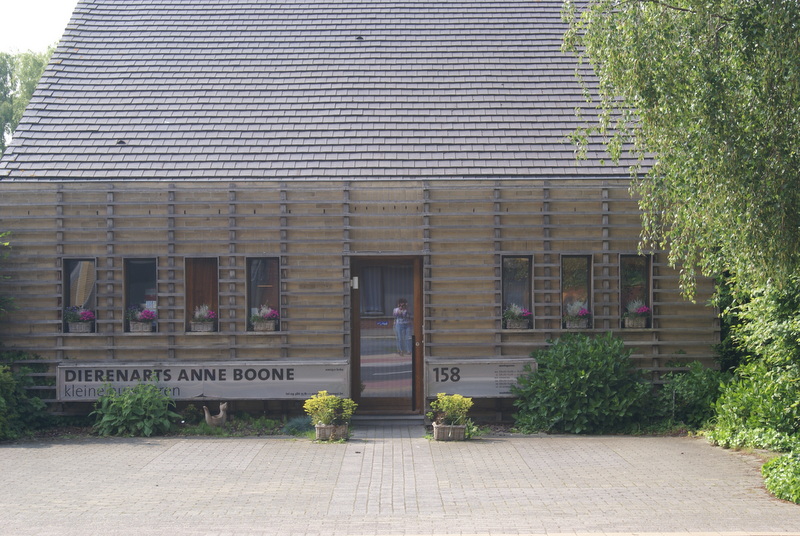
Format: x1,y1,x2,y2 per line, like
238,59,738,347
303,390,358,441
64,306,95,333
624,299,650,329
190,304,217,332
126,305,157,332
564,300,591,329
427,393,474,441
503,303,531,329
250,305,279,332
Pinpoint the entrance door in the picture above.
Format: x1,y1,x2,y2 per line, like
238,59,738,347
352,258,422,413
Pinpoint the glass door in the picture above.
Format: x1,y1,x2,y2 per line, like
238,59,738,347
352,258,421,413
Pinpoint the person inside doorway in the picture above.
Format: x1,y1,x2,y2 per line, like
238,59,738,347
393,298,412,356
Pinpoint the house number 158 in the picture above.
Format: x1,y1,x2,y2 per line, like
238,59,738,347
432,367,461,383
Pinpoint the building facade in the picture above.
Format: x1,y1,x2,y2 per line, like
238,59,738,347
0,1,718,415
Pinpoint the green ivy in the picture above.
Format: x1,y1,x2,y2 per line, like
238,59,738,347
512,333,651,434
91,382,181,437
762,453,800,504
0,362,48,441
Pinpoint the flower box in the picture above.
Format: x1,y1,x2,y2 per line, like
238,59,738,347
624,316,648,329
432,422,467,441
252,320,277,332
68,321,92,333
190,321,215,332
505,319,529,330
129,321,153,333
315,424,349,441
565,318,590,329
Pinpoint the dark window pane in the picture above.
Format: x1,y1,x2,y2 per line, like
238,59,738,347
502,256,531,311
562,256,591,313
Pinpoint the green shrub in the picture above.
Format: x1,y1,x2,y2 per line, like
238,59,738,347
762,453,800,504
708,360,800,451
658,361,727,428
512,333,651,434
91,382,181,437
427,393,473,425
0,362,48,441
180,403,204,425
302,390,357,425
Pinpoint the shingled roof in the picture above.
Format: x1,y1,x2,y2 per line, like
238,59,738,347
0,0,636,181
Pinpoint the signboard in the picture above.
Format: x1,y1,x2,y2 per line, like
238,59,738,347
57,361,349,401
425,359,534,398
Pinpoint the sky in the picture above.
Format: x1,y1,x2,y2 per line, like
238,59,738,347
0,0,79,53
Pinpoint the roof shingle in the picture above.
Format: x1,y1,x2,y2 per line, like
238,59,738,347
0,0,637,181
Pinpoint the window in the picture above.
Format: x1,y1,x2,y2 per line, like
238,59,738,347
502,256,532,328
64,259,96,330
360,264,413,317
247,258,280,330
125,259,157,331
561,255,591,327
621,255,651,327
185,258,218,329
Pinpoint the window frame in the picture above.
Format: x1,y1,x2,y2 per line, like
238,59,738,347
246,257,281,331
502,255,532,328
560,254,592,328
620,254,652,328
185,257,219,330
124,258,158,332
63,258,97,332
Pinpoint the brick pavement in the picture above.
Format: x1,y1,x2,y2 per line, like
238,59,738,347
1,426,799,535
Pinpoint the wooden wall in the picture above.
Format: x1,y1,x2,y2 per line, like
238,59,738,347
0,179,718,390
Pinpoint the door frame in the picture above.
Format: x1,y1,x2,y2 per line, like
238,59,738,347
351,256,424,414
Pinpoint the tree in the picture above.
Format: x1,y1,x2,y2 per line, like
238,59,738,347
563,0,800,298
1,48,52,154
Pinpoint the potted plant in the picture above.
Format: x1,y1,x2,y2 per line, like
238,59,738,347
250,305,279,332
623,299,650,328
564,300,591,329
64,306,95,333
303,390,357,441
503,303,531,329
126,305,157,332
427,392,474,441
190,304,217,332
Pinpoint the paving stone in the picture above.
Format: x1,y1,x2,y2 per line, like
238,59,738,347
1,429,799,535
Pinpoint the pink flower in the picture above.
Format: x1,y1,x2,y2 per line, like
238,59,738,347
79,310,96,322
636,306,651,315
138,309,157,321
577,308,590,317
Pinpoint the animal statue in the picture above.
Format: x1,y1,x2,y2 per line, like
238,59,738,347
203,402,228,427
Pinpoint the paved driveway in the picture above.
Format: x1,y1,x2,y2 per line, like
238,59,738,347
1,426,799,535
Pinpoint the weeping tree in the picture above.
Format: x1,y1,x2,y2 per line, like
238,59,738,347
563,0,800,299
